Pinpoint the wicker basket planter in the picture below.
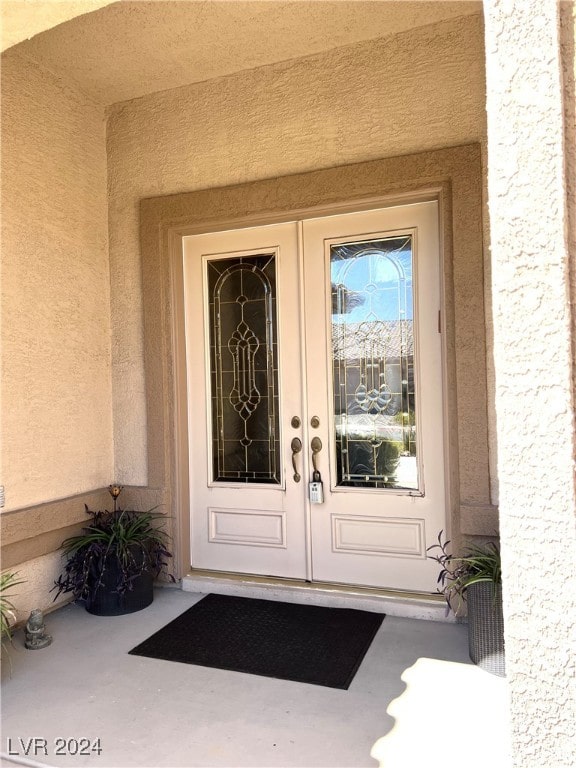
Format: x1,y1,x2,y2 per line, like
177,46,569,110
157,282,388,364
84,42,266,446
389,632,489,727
467,582,505,677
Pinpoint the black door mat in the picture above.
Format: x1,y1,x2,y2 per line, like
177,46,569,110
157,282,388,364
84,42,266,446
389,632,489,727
129,593,385,689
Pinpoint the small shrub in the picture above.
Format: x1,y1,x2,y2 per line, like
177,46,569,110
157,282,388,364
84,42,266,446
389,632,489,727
53,505,173,603
427,530,501,612
1,571,24,646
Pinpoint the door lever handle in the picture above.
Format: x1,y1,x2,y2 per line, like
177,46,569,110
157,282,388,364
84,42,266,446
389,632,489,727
310,436,322,475
291,437,302,482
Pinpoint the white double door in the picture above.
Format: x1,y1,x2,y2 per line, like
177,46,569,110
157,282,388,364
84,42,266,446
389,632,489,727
183,201,446,592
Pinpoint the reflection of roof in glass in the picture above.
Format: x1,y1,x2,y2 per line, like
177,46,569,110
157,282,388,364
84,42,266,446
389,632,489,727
331,320,414,360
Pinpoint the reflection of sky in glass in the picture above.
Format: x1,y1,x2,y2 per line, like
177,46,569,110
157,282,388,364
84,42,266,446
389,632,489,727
331,237,413,323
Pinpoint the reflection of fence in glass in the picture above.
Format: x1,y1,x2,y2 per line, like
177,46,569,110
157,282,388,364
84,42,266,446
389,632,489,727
208,254,281,484
331,236,418,490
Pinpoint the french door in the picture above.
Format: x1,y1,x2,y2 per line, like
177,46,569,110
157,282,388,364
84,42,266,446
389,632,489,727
183,201,446,592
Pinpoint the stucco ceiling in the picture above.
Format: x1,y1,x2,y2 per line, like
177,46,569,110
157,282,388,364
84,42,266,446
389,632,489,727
5,0,482,106
0,0,115,51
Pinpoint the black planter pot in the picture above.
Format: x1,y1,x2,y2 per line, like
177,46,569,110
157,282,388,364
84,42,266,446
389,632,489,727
85,555,154,616
467,581,505,676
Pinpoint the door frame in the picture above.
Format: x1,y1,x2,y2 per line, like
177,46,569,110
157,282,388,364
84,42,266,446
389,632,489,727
182,205,446,591
139,144,493,590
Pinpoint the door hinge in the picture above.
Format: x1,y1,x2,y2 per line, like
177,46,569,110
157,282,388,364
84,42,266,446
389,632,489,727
438,310,442,334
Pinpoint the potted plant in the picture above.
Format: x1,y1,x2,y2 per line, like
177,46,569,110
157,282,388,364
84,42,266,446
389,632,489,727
427,531,505,676
53,486,172,616
1,571,24,650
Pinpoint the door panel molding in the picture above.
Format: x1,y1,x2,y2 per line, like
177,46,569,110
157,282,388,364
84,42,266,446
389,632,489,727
208,508,287,548
331,515,425,558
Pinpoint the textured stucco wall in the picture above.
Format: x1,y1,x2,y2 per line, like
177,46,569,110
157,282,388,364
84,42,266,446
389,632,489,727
484,1,576,765
562,2,576,386
1,551,71,630
1,0,114,52
106,14,487,485
1,51,113,512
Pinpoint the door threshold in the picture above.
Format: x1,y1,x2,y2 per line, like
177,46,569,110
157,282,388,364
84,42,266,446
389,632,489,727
181,569,454,622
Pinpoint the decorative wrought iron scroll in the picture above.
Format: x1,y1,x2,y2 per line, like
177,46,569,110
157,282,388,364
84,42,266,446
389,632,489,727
207,254,280,484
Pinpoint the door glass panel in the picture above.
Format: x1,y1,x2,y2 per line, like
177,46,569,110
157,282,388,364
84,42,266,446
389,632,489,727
207,254,281,484
330,235,418,490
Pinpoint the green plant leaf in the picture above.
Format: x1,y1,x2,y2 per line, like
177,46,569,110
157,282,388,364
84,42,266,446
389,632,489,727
1,571,25,641
53,507,173,603
427,531,501,613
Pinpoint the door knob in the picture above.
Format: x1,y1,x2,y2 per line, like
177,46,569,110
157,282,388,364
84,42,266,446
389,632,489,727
310,436,322,475
291,437,303,482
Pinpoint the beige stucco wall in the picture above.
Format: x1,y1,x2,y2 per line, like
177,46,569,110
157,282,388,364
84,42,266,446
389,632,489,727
0,0,114,52
1,552,71,629
562,2,576,383
484,1,576,765
107,13,487,485
1,51,113,512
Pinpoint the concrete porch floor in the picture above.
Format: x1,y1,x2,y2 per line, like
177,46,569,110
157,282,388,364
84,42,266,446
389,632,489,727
1,588,510,768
